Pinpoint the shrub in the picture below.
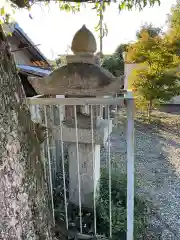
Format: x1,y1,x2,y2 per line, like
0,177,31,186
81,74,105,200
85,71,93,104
54,168,148,239
96,169,148,239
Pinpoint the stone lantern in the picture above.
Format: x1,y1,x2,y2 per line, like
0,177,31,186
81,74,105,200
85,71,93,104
29,25,124,207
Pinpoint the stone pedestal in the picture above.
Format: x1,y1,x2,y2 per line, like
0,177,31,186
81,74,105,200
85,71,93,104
52,118,112,145
68,143,100,207
96,118,113,146
51,117,112,207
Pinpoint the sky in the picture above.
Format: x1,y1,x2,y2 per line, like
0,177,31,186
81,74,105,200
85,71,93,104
13,0,177,60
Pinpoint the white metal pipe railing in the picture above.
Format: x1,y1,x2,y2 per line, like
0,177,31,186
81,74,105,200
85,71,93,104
44,106,55,226
74,105,83,233
27,92,135,240
107,106,112,238
91,105,97,235
25,97,126,106
126,95,135,240
59,105,68,230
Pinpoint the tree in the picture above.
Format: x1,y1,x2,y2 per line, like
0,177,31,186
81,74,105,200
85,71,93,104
0,25,53,239
132,68,180,117
126,26,162,63
101,53,124,76
166,0,180,56
136,23,162,39
0,0,161,239
167,0,180,38
130,36,180,118
115,43,129,56
13,0,161,12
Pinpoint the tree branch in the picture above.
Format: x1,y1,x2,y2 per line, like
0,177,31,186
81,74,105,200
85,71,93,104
12,0,161,9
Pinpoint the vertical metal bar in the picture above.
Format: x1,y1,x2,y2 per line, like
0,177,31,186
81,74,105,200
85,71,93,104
56,95,65,174
34,105,39,192
44,106,55,225
39,105,47,181
105,105,108,119
41,106,48,181
115,93,118,128
50,105,56,185
35,104,41,122
34,105,38,121
105,104,108,167
126,98,135,240
108,105,112,238
41,141,47,181
53,106,57,181
90,105,97,235
59,106,68,230
96,105,99,118
74,105,83,233
100,105,103,118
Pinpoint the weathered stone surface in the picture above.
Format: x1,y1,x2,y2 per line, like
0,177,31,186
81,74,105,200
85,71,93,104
0,27,52,239
71,25,97,54
28,63,124,96
68,143,100,207
51,119,112,145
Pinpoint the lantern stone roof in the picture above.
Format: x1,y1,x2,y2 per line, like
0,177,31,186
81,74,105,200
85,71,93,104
47,62,114,86
28,62,124,96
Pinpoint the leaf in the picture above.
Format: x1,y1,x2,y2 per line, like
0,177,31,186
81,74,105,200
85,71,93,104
94,22,100,32
0,7,5,17
7,32,12,37
119,2,126,10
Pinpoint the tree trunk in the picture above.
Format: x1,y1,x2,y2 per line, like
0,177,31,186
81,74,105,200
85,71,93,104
147,99,152,120
0,26,53,239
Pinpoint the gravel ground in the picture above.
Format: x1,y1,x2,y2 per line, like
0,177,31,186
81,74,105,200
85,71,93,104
101,111,180,239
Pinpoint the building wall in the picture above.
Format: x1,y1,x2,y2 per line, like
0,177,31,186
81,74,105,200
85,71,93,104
8,36,32,65
171,96,180,104
124,63,145,89
159,104,180,113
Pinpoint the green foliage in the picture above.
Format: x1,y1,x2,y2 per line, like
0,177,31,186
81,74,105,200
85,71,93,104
167,0,180,38
166,1,180,56
96,169,148,240
54,167,148,240
127,27,180,116
12,0,161,11
2,0,161,41
132,67,180,101
131,37,180,98
126,31,162,64
136,23,162,39
115,43,129,55
101,53,124,76
0,3,15,24
58,2,81,13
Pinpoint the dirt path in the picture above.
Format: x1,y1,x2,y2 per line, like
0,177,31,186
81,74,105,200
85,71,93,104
101,116,180,239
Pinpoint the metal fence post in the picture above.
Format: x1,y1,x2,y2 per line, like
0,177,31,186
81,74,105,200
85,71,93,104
126,91,135,240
